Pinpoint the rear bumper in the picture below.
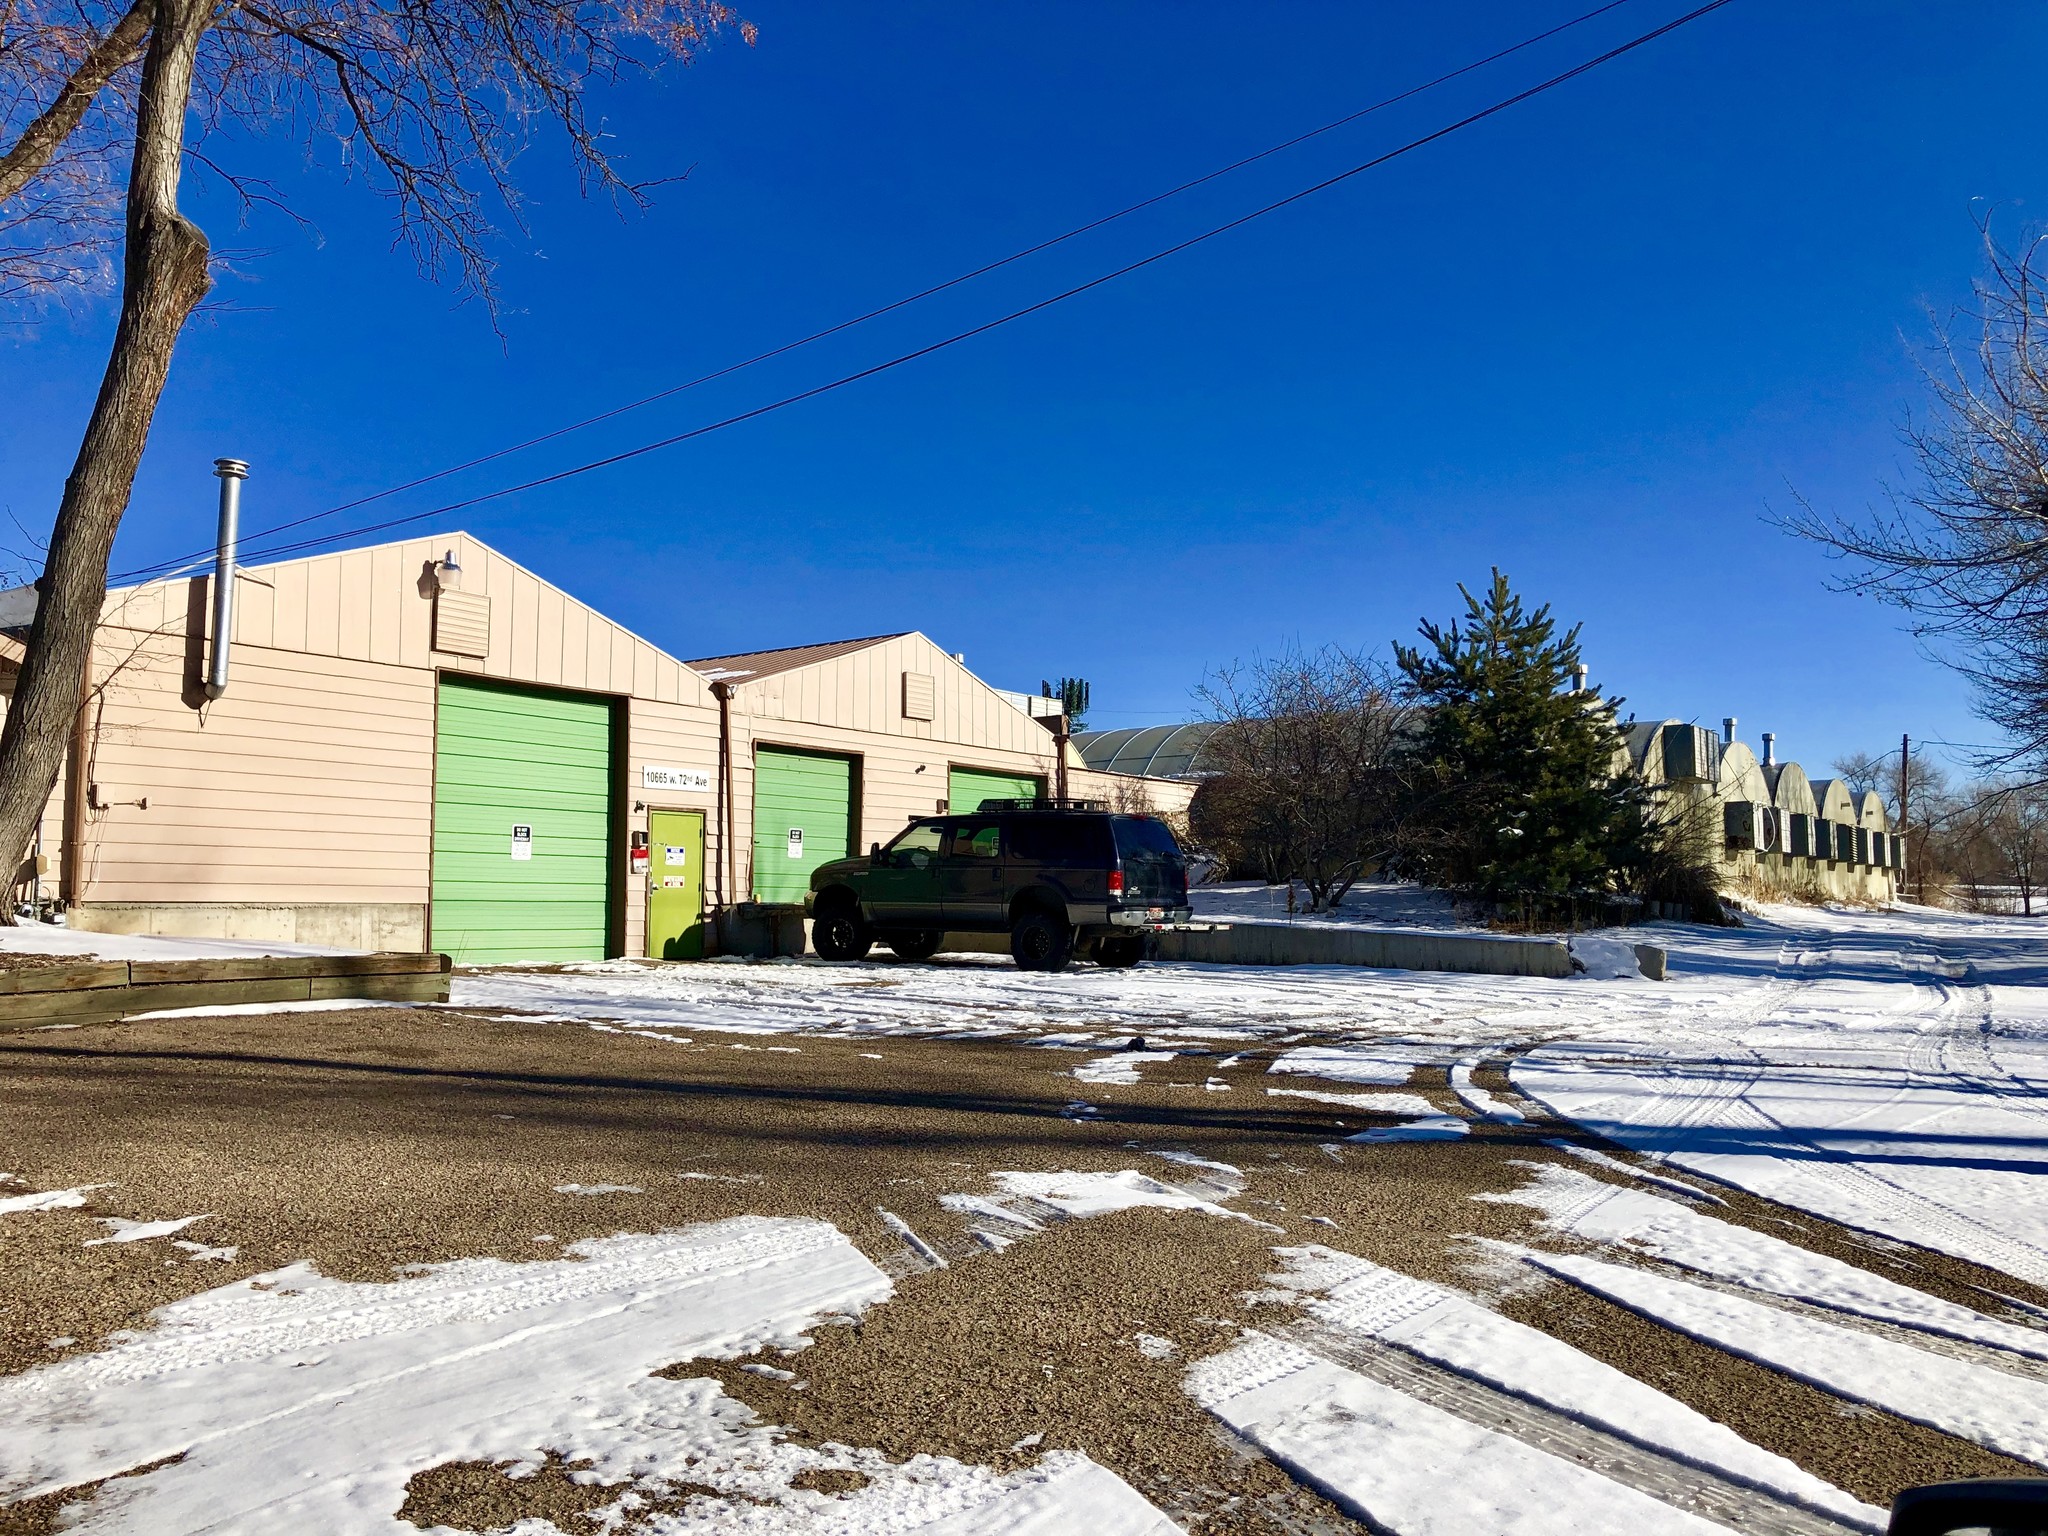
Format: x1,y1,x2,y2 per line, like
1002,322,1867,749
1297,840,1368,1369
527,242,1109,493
1106,905,1193,928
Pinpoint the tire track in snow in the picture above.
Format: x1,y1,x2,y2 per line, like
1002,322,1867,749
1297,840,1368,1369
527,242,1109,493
1519,936,2048,1290
1274,1322,1868,1535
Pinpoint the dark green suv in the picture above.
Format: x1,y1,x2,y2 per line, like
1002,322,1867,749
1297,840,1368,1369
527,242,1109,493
805,800,1192,971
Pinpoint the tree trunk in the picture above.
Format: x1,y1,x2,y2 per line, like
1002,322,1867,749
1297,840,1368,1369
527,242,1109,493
0,0,153,205
0,1,211,920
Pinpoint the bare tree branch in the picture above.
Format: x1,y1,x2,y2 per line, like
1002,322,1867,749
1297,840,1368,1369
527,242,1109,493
0,0,149,203
1787,210,2048,775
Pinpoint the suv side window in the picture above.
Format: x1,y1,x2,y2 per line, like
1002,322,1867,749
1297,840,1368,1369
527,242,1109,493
948,820,1002,860
1007,815,1111,865
884,822,944,868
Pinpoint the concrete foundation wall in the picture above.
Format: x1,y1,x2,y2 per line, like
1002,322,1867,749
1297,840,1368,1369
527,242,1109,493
73,901,428,952
1149,922,1573,977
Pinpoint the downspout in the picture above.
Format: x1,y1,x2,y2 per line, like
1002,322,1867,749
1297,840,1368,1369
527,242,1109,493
714,681,735,910
60,664,89,906
1053,712,1069,802
205,458,246,699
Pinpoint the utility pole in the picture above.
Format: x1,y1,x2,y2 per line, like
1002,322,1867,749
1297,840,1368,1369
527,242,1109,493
1899,732,1911,903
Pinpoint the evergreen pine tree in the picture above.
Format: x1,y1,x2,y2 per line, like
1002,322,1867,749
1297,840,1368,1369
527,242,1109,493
1394,571,1650,904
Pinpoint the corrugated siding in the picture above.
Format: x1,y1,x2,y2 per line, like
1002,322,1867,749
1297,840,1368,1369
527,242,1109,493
68,629,435,904
431,677,611,964
106,533,714,711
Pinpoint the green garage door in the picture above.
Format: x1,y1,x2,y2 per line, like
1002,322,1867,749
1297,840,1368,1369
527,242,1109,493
432,677,613,964
753,747,854,903
949,766,1046,814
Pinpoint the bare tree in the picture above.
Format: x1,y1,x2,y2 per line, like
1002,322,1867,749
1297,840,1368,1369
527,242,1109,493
0,0,748,919
1791,215,2048,777
1192,646,1419,912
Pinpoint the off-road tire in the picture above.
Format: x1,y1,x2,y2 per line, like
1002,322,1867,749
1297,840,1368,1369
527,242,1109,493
813,911,873,961
885,930,943,962
1092,935,1143,969
1010,911,1074,973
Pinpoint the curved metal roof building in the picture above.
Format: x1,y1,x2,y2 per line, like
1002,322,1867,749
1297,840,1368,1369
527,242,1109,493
1072,722,1217,780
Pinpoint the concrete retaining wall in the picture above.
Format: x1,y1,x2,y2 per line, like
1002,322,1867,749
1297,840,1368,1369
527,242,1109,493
0,952,452,1030
1149,922,1574,978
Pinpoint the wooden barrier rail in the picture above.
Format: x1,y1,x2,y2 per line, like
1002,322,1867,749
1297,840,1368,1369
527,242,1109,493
0,952,452,1030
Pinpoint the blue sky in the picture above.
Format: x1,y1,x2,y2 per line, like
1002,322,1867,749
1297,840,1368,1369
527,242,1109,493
6,0,2044,781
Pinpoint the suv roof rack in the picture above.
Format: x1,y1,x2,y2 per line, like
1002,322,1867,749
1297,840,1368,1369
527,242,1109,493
975,797,1109,813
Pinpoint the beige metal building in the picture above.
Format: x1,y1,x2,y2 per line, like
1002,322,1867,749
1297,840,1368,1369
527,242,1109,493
4,533,1190,963
1626,719,1899,904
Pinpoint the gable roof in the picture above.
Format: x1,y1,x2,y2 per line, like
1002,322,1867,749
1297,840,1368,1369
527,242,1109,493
688,633,911,684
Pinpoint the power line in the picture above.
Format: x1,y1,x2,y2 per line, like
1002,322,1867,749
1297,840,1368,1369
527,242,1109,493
110,0,1647,586
120,0,1736,579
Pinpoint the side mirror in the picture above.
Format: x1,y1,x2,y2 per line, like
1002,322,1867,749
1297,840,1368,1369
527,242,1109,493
869,843,882,864
1888,1478,2048,1535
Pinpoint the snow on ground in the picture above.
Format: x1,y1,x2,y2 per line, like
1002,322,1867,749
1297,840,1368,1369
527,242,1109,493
966,1170,1280,1231
0,1215,1179,1533
1267,1087,1441,1117
1533,1252,2048,1466
21,896,2048,1531
1565,934,1646,980
451,955,1578,1048
1511,904,2048,1285
0,1182,108,1215
0,923,349,961
1188,1333,1733,1536
1266,1044,1453,1085
1073,1050,1180,1085
1449,1057,1525,1124
84,1214,211,1245
1486,1164,2048,1361
1245,1245,1881,1529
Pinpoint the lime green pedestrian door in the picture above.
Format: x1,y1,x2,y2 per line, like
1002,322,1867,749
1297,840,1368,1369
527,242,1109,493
948,766,1046,814
752,747,854,903
647,809,706,960
432,677,614,964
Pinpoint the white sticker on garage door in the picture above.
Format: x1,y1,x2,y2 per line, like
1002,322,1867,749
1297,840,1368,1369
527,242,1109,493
511,824,533,860
664,846,689,865
787,828,804,858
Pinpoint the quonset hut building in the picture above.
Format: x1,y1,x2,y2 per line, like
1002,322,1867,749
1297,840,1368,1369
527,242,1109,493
1626,718,1900,904
1079,714,1901,905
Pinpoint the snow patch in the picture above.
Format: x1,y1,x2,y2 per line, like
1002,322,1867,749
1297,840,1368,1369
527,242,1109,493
0,1184,108,1216
1567,934,1645,980
978,1171,1279,1231
1534,1251,2048,1466
85,1215,211,1246
1267,1045,1438,1087
1189,1334,1734,1535
0,1216,1173,1531
1269,1087,1439,1118
1073,1051,1177,1085
1450,1057,1526,1124
1345,1116,1469,1143
1487,1164,2048,1360
1246,1245,1882,1528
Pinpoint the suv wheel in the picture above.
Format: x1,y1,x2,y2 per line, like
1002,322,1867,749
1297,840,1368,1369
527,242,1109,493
1011,911,1074,972
813,911,873,962
1093,935,1143,969
886,930,942,962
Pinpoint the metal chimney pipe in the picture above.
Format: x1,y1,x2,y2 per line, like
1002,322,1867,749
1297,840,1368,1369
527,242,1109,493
1722,715,1738,745
1571,664,1589,693
1761,731,1776,767
205,459,247,700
